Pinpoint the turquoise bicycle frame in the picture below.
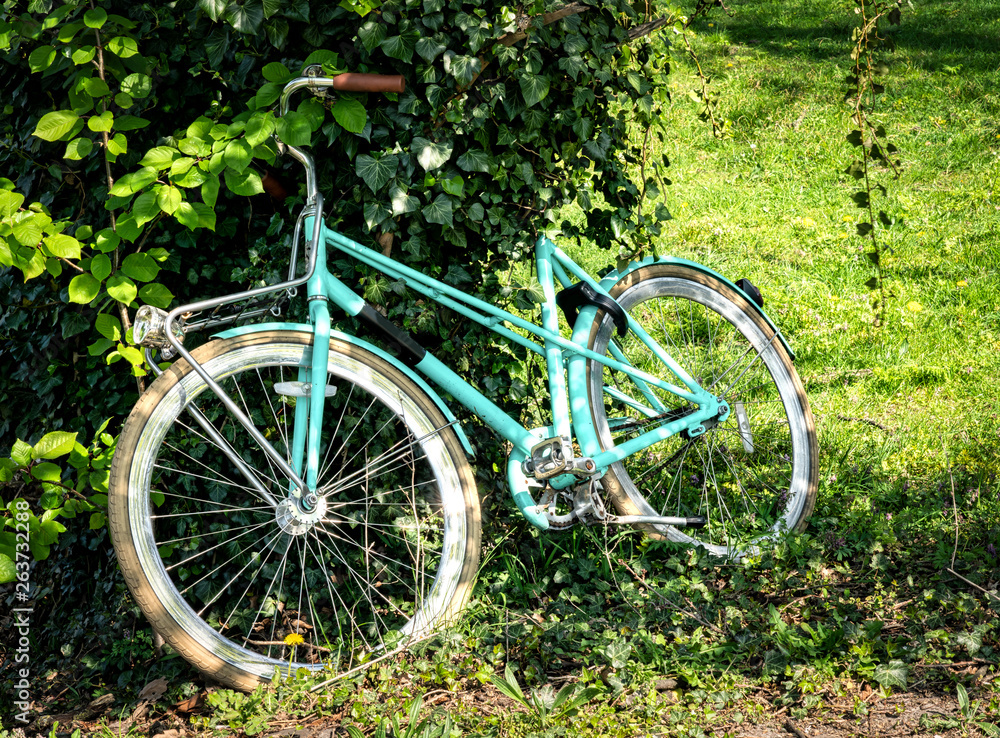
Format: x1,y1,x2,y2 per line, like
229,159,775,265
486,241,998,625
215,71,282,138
214,214,789,530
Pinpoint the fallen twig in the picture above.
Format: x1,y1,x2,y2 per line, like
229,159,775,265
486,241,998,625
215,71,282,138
945,567,1000,609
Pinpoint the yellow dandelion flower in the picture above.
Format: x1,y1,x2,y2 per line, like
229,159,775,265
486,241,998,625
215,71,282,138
284,633,305,646
957,280,968,288
802,217,816,228
906,301,923,313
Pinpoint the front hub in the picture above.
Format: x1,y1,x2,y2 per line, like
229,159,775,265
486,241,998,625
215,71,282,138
275,496,328,536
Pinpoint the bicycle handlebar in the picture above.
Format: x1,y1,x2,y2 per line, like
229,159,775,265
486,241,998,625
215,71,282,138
279,72,405,117
277,70,404,202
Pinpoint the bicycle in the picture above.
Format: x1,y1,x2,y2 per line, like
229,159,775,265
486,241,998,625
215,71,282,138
108,69,818,691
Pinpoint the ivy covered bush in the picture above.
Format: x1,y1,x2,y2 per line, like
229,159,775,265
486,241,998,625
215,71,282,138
0,0,682,681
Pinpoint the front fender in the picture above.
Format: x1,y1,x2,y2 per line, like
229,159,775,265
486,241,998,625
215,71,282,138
592,255,794,358
594,256,795,360
213,322,473,456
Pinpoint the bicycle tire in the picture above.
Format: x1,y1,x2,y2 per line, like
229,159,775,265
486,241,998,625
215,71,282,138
109,331,480,690
586,264,817,558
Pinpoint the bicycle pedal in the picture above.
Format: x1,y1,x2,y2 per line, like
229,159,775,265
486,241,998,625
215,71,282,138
273,382,337,398
523,436,574,480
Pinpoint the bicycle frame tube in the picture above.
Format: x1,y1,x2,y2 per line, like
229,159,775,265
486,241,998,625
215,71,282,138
304,222,720,470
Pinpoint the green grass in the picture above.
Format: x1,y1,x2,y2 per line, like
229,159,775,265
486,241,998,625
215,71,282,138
12,1,1000,736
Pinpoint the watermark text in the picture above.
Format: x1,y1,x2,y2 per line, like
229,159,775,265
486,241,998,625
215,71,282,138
13,498,32,724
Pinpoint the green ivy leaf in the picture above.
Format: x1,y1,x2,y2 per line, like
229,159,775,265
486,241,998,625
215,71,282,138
457,149,492,173
64,136,94,160
519,73,550,108
245,112,275,148
121,73,152,99
381,33,416,63
198,0,228,21
224,139,253,173
83,7,108,28
43,234,81,259
224,169,264,197
442,175,464,198
106,132,127,158
332,97,367,134
31,462,62,482
226,0,264,33
423,193,454,227
106,35,139,58
355,154,398,193
121,252,160,282
132,191,160,227
358,20,386,51
32,431,77,460
275,111,311,146
90,253,112,281
68,272,100,304
873,660,908,689
363,201,390,230
114,115,150,131
138,283,174,309
140,146,178,170
157,185,182,215
412,137,453,170
261,61,291,83
34,110,80,142
447,55,480,86
201,175,220,208
95,313,121,341
173,201,200,229
390,183,419,215
28,45,56,73
106,273,138,304
72,46,96,65
416,36,446,63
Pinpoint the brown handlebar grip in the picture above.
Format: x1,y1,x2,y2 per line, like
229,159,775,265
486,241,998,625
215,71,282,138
330,73,405,94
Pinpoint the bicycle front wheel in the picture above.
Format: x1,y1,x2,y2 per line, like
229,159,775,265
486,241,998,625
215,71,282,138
109,331,480,690
586,264,817,558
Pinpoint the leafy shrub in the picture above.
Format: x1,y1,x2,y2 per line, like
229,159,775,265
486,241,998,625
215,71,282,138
0,0,685,678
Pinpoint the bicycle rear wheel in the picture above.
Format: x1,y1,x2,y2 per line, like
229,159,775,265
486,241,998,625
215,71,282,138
586,264,817,558
109,331,480,690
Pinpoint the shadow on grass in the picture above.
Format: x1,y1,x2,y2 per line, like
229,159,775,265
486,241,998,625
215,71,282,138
701,0,1000,74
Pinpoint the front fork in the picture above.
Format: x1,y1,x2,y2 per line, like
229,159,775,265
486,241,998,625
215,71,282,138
286,295,332,506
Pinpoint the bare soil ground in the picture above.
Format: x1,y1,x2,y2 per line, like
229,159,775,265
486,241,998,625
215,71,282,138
11,676,998,738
